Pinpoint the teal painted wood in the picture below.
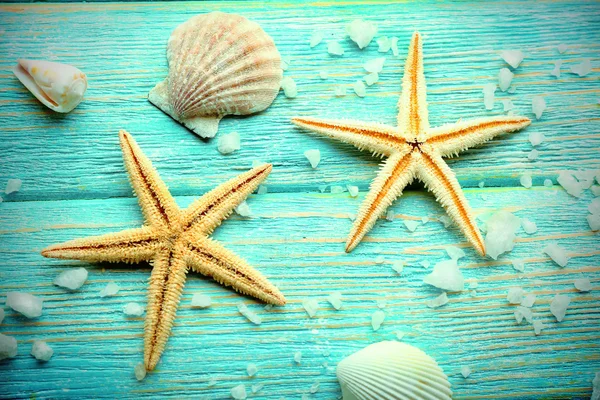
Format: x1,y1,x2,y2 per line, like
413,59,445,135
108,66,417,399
0,0,599,399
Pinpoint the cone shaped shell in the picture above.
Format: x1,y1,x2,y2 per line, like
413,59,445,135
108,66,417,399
336,341,452,400
149,12,282,138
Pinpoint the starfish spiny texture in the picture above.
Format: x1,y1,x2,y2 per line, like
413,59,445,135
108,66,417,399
42,130,285,371
292,32,531,255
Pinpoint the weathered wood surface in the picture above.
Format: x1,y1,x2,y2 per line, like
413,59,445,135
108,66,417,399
0,0,599,399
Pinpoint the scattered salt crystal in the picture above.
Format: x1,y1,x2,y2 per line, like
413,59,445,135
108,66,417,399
237,302,262,325
508,86,517,94
422,216,429,224
391,261,404,275
123,302,145,316
346,19,377,49
31,340,53,362
512,259,525,272
100,282,120,297
6,292,43,318
134,362,146,381
386,210,394,221
252,160,267,168
588,214,600,231
347,185,359,197
507,287,524,304
420,260,430,269
482,83,496,110
353,80,366,98
557,44,568,53
520,173,532,189
391,37,399,56
318,185,327,193
557,171,584,197
310,382,320,393
501,50,524,69
423,259,464,292
375,256,385,264
364,57,386,73
217,131,241,155
347,213,356,221
331,185,345,194
281,56,291,71
371,310,385,331
247,363,258,377
364,72,379,86
521,294,536,308
532,96,546,120
589,198,600,214
550,294,570,322
302,299,319,318
426,292,448,308
550,60,562,78
529,131,545,146
502,99,514,112
484,211,521,260
592,185,600,196
570,58,592,77
235,201,252,217
231,384,247,400
327,41,344,56
334,85,347,97
396,332,405,340
377,36,391,53
327,292,342,310
478,181,485,188
574,278,592,292
461,366,471,378
5,179,22,195
257,185,267,195
404,220,420,232
533,319,545,335
377,297,387,309
515,306,533,324
294,351,302,364
304,149,320,169
310,31,324,48
498,68,514,92
521,218,537,234
445,246,466,261
251,383,264,393
469,280,479,289
281,76,297,98
592,372,600,400
439,215,452,228
319,71,328,80
54,267,88,290
191,294,211,308
528,149,539,161
543,243,569,267
0,333,18,360
0,309,4,324
208,378,217,387
544,179,553,187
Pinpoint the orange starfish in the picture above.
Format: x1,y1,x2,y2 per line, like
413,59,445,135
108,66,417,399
292,32,530,255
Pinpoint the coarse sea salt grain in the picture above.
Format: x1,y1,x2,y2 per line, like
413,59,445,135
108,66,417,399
520,173,533,189
427,292,448,308
6,292,43,318
515,306,533,324
529,131,545,146
507,287,525,304
257,185,267,195
502,99,514,112
310,382,320,394
478,181,485,188
364,72,379,86
238,302,262,325
445,246,466,261
386,210,394,221
304,149,320,169
512,259,525,272
396,331,405,341
217,131,241,154
533,320,545,335
281,76,297,98
498,68,514,91
420,260,430,269
364,57,386,74
54,267,88,290
528,149,539,161
252,160,267,168
557,171,584,197
327,292,342,310
484,211,521,260
592,186,600,196
532,96,546,120
334,84,347,97
375,256,385,264
424,259,464,292
587,214,600,231
483,83,496,110
377,36,391,53
346,19,377,49
521,294,536,308
31,340,53,362
191,294,211,308
550,294,570,322
294,351,302,364
100,282,119,297
331,185,345,194
501,50,524,69
123,302,145,316
371,310,385,331
440,215,452,228
551,60,562,78
235,201,252,217
574,278,592,292
469,280,478,289
353,80,366,98
391,37,399,56
247,363,258,377
0,333,18,360
543,242,569,267
392,261,404,275
303,299,319,318
281,56,291,71
544,179,553,187
404,220,420,232
5,179,22,195
347,185,359,197
522,218,537,234
327,41,344,56
461,366,472,378
319,71,328,80
0,308,4,324
134,362,146,381
570,58,592,77
310,31,324,48
251,383,264,394
590,198,600,214
592,372,600,400
557,43,568,53
231,384,247,400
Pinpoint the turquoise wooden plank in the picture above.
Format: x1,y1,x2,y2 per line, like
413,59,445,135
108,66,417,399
0,0,599,399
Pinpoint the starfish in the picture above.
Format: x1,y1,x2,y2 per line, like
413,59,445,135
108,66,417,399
292,32,531,256
42,130,286,371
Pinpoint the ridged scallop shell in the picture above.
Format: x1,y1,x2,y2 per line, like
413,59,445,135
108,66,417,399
149,12,282,138
336,341,452,400
13,59,87,113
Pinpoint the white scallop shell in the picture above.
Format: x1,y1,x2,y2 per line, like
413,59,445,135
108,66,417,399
336,341,452,400
13,59,87,113
149,12,282,138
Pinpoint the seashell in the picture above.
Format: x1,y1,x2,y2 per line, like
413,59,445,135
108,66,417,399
149,12,282,138
13,59,87,113
336,341,452,400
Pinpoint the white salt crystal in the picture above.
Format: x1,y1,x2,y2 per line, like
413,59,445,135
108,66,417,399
588,214,600,231
318,185,327,193
5,179,22,195
327,41,344,56
515,306,533,324
302,299,319,318
570,58,592,77
507,287,524,304
520,173,532,189
31,340,53,362
478,181,485,188
100,282,119,297
0,308,4,324
440,215,452,228
550,60,562,78
529,131,545,146
347,185,359,197
191,294,211,308
235,201,252,217
512,259,525,272
294,351,302,364
521,218,537,234
331,185,345,194
334,85,347,97
377,297,387,309
592,185,600,196
422,216,429,224
426,292,448,308
371,310,385,331
508,86,517,94
252,160,267,168
498,68,514,91
557,44,568,53
347,213,356,221
310,382,320,393
319,71,328,80
6,292,43,318
246,363,258,377
304,149,320,169
420,260,430,269
364,57,386,73
502,99,514,112
544,179,553,187
207,378,217,387
589,198,600,214
353,80,366,98
134,362,146,381
550,294,570,322
469,280,479,289
123,302,145,316
483,83,496,110
592,372,600,400
281,56,290,71
257,185,267,195
423,259,464,292
392,261,404,275
231,384,247,400
501,50,524,69
310,31,324,48
404,220,420,232
251,383,264,393
364,72,379,86
543,243,570,267
0,333,17,360
391,37,399,56
461,366,471,378
445,246,466,261
533,319,545,335
375,256,385,264
386,210,394,221
528,149,539,161
484,211,521,260
532,96,546,120
346,19,377,49
396,332,405,341
54,267,88,290
327,292,342,310
217,131,241,155
281,76,297,98
557,171,584,197
521,294,536,308
237,302,262,325
574,278,592,292
377,36,391,53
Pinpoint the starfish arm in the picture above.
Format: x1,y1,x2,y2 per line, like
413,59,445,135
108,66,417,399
41,226,161,264
181,164,272,236
426,116,531,157
145,246,188,371
183,236,286,306
119,130,181,231
346,149,418,252
291,117,406,157
416,146,485,256
397,31,429,141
